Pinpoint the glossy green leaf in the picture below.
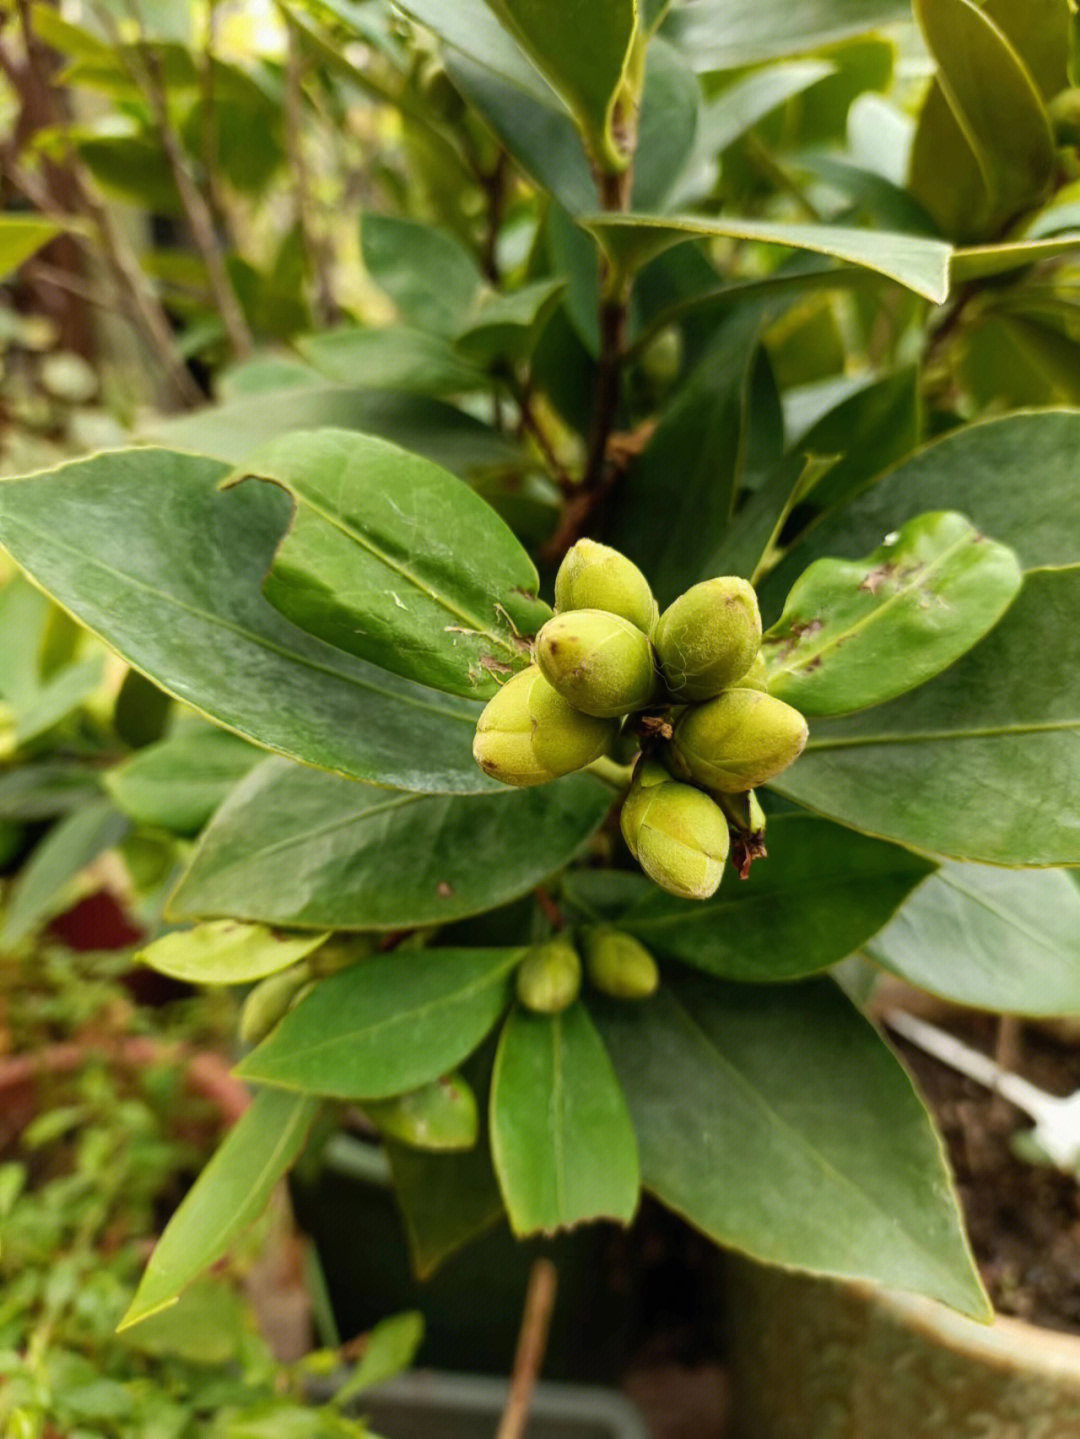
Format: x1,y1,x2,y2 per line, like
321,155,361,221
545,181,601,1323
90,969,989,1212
767,410,1080,628
146,386,519,476
1,799,130,948
564,814,934,982
106,725,261,835
951,235,1080,282
0,450,493,794
0,218,67,277
596,975,989,1318
868,862,1080,1016
490,1003,639,1236
447,54,596,216
137,921,329,986
763,511,1023,717
698,61,835,158
585,214,952,302
911,0,1054,240
386,1130,505,1278
633,37,701,211
235,947,522,1098
454,279,566,364
169,756,611,929
775,567,1080,865
295,327,485,395
363,1073,479,1152
331,1311,425,1405
396,0,554,101
120,1089,320,1329
242,429,549,700
361,215,482,336
665,0,910,70
0,761,102,821
481,0,638,167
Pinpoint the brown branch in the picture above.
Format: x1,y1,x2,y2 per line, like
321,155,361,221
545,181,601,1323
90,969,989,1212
497,1258,558,1439
120,25,254,358
10,2,202,406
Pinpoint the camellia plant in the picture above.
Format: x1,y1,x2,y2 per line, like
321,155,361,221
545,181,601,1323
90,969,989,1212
6,0,1080,1336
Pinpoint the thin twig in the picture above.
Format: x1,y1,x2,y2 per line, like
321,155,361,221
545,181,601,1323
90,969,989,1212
497,1258,558,1439
117,20,254,358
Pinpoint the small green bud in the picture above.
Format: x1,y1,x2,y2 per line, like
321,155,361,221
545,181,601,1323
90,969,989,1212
240,964,311,1046
363,1072,479,1151
554,538,659,634
669,688,808,793
715,787,767,878
639,325,683,390
617,757,670,848
535,610,659,718
654,577,763,701
620,769,729,901
516,936,582,1013
582,926,659,999
473,665,617,786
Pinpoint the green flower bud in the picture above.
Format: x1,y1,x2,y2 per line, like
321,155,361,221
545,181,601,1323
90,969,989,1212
516,936,582,1013
240,964,311,1047
473,665,616,787
639,325,683,391
617,757,670,852
654,577,763,701
739,652,769,693
363,1072,479,1151
620,769,729,900
535,609,659,718
582,926,659,999
554,538,659,634
669,688,808,793
715,788,767,878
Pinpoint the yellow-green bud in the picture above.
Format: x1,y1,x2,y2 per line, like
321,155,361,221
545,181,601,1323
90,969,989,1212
363,1072,478,1151
669,688,808,793
516,936,582,1013
618,757,670,850
582,926,659,999
654,577,762,701
739,652,769,693
554,538,659,635
620,770,729,900
715,787,766,838
240,964,311,1046
473,665,616,786
535,610,658,718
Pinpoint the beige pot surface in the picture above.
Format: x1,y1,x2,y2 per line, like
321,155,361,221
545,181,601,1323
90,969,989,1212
725,1255,1080,1439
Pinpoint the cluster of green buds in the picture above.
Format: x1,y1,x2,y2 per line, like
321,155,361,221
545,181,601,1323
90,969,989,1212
515,927,660,1014
473,539,808,901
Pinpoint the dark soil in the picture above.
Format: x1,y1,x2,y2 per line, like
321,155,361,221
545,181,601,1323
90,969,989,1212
891,1009,1080,1334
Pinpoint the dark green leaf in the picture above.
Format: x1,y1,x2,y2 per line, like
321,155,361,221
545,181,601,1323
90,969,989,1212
596,975,989,1317
235,947,522,1098
490,1004,639,1235
564,814,934,981
664,0,911,71
1,799,130,947
633,37,701,212
697,62,835,159
361,215,482,336
775,567,1080,864
454,279,566,364
396,0,552,100
585,214,952,302
120,1089,320,1328
0,762,101,821
106,725,261,834
243,429,549,700
480,0,637,167
911,0,1054,240
763,511,1023,717
137,921,329,985
0,449,494,794
146,387,520,477
386,1129,505,1279
869,862,1080,1016
296,326,486,395
169,756,611,929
